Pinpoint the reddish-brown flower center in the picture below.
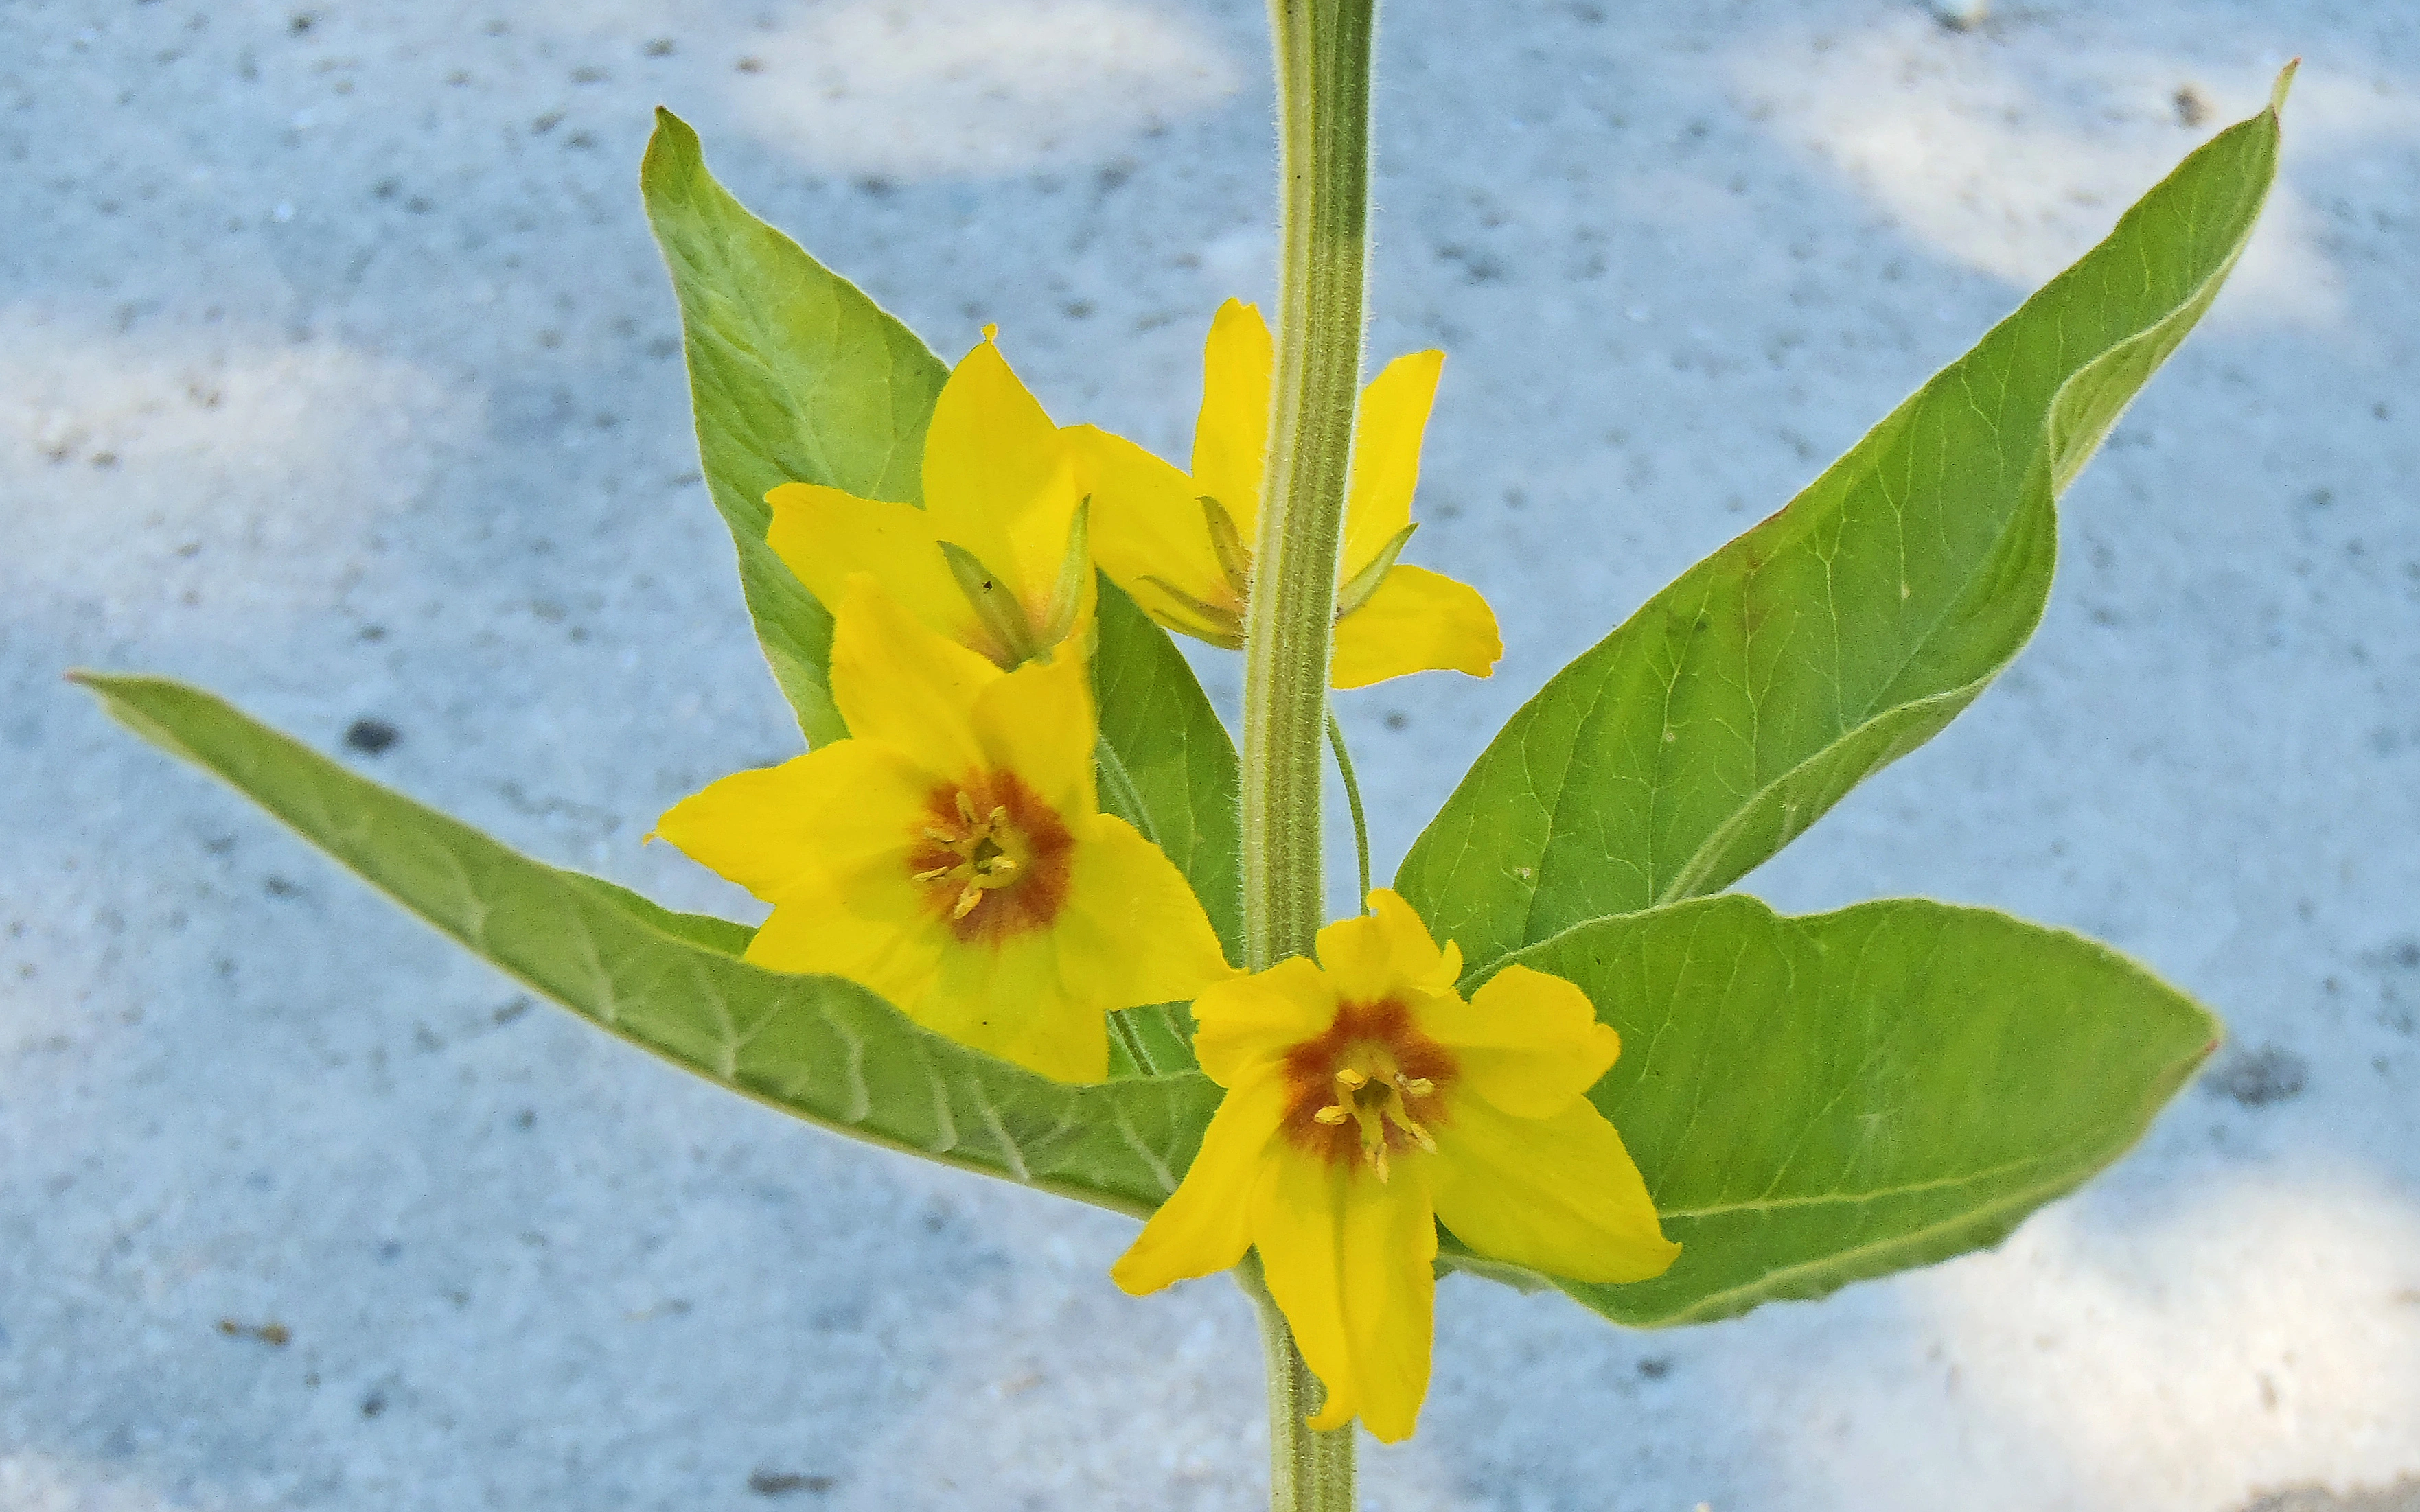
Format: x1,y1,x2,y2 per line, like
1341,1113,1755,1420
1279,999,1459,1181
906,769,1073,946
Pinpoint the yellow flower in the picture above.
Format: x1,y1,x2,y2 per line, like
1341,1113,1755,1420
765,328,1092,668
654,576,1232,1082
1111,889,1676,1441
1068,300,1502,689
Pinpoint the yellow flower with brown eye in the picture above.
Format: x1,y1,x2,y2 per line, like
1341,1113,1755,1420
1067,299,1503,689
765,327,1092,668
1111,889,1677,1442
652,575,1233,1082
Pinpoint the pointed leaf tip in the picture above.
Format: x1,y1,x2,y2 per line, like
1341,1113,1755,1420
2270,60,2300,115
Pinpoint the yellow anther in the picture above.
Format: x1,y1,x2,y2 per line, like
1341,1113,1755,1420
1305,1053,1449,1182
921,787,1024,922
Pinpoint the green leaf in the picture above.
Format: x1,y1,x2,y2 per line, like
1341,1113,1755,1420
1105,1001,1200,1080
1398,86,2286,973
1092,574,1245,966
641,108,950,747
76,672,1220,1216
1444,895,2217,1327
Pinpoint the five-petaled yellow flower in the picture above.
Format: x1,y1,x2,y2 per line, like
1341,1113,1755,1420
654,576,1232,1082
1070,299,1502,689
767,328,1092,668
1111,889,1677,1441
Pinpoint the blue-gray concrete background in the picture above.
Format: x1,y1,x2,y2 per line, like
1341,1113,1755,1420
4,1,2417,1508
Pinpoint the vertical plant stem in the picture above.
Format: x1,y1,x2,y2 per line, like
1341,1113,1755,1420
1239,1255,1357,1512
1240,2,1376,1509
1242,0,1375,976
1325,710,1371,912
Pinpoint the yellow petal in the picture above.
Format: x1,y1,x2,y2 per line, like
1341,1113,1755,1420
1112,1074,1288,1293
1429,1094,1679,1286
1328,563,1502,690
653,741,934,903
969,642,1096,821
1422,963,1620,1119
1254,1151,1437,1443
921,930,1106,1082
1191,299,1272,540
1053,813,1238,1014
1189,955,1333,1089
763,483,979,648
1067,423,1240,642
1339,349,1444,579
924,333,1079,613
744,865,945,1021
1313,889,1459,1004
829,575,998,776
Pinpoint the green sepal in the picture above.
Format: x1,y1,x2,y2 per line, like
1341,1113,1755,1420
1335,522,1414,618
939,539,1044,666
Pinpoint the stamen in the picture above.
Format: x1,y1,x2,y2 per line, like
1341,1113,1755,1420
1304,1049,1451,1180
917,787,1033,922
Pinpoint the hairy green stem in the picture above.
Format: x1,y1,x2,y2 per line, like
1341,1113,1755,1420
1243,0,1374,975
1326,710,1371,912
1238,1255,1356,1511
1241,1,1376,1507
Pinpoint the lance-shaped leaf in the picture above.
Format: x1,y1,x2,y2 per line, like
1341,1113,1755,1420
1398,79,2288,973
642,108,948,747
75,673,1221,1213
1442,894,2217,1327
1092,574,1244,965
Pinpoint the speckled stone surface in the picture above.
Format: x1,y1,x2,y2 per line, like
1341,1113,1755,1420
5,1,2417,1508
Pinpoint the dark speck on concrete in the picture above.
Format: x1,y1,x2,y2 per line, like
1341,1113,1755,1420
2237,1474,2420,1511
2208,1045,2309,1107
344,717,399,755
748,1470,836,1496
